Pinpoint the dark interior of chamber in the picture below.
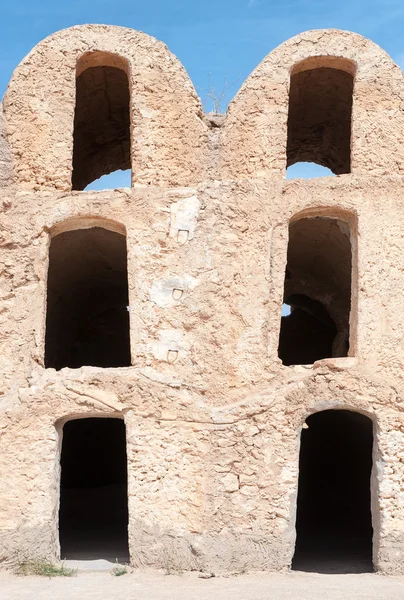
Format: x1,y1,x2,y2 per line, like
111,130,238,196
292,410,373,573
279,294,337,365
287,66,353,174
45,227,131,370
72,65,131,191
278,217,352,366
59,418,129,562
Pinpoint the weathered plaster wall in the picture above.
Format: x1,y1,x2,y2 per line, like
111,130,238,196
1,25,404,575
0,104,12,188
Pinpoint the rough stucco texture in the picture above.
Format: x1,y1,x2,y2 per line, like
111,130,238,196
1,24,404,575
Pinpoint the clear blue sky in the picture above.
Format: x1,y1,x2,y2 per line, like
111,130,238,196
1,0,403,187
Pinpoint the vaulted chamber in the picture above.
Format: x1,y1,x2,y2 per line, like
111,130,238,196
45,226,131,369
287,57,355,175
279,215,353,365
59,418,129,562
293,410,374,573
72,52,131,190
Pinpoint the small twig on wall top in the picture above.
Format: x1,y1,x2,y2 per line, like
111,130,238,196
199,73,242,114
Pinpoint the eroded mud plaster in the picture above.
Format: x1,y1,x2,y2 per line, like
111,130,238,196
1,25,404,574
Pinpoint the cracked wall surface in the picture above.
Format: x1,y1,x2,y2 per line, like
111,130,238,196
1,24,404,574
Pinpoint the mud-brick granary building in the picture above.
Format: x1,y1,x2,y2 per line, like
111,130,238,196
2,23,404,574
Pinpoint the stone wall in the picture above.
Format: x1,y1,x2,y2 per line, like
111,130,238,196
1,25,404,574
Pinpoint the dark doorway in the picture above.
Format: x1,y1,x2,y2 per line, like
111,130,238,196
292,410,374,573
45,227,131,370
72,54,131,191
59,418,129,562
278,217,352,365
287,58,354,174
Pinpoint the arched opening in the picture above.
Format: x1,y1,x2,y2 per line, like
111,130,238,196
278,215,352,365
59,417,129,562
45,226,131,370
72,52,131,191
293,410,374,573
287,57,355,175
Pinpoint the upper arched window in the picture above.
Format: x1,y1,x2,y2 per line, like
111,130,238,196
286,57,356,175
72,52,131,191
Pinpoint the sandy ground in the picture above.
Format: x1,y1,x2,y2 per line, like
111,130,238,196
1,570,404,600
